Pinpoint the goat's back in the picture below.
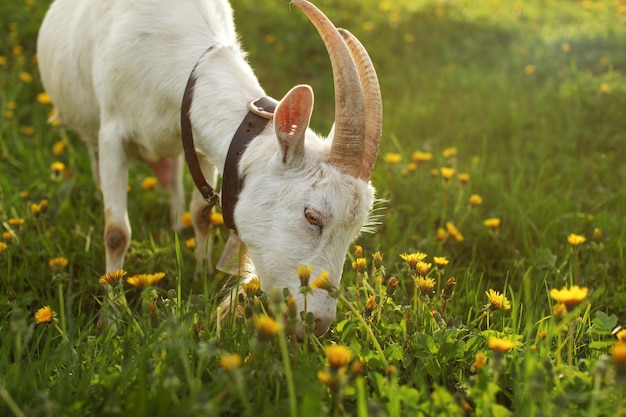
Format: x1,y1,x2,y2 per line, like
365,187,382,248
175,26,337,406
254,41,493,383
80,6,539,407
38,0,240,155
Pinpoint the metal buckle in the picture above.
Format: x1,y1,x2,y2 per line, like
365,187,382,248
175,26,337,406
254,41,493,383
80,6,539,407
247,99,275,120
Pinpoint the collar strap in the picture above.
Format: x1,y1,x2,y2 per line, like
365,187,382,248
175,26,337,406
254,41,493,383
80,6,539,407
221,97,277,230
180,50,277,230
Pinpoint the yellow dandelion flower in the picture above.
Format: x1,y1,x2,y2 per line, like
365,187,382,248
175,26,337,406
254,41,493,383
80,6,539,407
437,227,447,241
485,289,511,310
31,203,42,216
37,92,53,105
407,162,418,172
264,33,276,44
12,46,23,57
298,264,313,287
49,257,69,269
433,256,449,268
34,306,57,324
483,217,502,230
416,261,431,276
616,329,626,343
311,270,333,292
457,173,470,184
210,211,224,226
8,218,25,231
2,232,13,242
384,152,402,164
185,237,196,250
181,211,193,228
19,191,30,200
361,21,375,31
354,245,363,257
51,161,65,175
4,110,14,119
317,370,337,386
242,277,261,298
471,352,488,372
20,126,35,136
7,101,16,110
440,167,455,181
600,83,611,94
19,71,32,83
469,194,483,207
415,276,436,294
219,353,242,372
141,176,158,190
254,315,281,341
442,147,457,158
400,252,428,269
0,56,5,66
404,33,415,43
549,285,588,309
8,218,25,228
126,272,166,287
593,227,602,241
553,303,567,319
325,344,353,369
619,5,626,15
612,342,626,373
99,269,127,285
411,151,433,163
567,233,586,247
524,64,535,75
487,337,516,354
0,242,7,253
446,222,464,242
52,140,67,156
354,257,367,273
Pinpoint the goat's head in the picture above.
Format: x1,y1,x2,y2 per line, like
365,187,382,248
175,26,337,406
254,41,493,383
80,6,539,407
234,0,382,337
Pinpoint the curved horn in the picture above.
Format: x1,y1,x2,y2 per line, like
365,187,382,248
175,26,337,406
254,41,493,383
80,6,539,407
292,0,365,178
337,28,383,181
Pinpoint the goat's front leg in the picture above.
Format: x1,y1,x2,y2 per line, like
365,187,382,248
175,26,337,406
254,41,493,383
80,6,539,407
189,156,218,277
98,120,131,272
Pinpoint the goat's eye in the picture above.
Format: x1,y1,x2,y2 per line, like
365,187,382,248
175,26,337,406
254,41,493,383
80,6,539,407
304,208,323,229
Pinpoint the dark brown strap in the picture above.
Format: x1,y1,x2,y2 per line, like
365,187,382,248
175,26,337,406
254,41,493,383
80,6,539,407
180,47,277,230
181,47,220,212
221,97,277,230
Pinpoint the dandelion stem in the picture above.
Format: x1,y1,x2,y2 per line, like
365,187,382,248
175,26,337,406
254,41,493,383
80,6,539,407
339,294,389,368
277,323,298,417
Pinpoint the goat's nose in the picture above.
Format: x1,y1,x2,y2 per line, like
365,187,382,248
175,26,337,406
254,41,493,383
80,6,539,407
314,317,332,337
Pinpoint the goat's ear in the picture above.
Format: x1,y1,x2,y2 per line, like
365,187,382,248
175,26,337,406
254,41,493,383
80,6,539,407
274,85,314,165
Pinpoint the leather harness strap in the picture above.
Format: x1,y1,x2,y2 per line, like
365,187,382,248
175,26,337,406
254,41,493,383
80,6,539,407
180,48,277,231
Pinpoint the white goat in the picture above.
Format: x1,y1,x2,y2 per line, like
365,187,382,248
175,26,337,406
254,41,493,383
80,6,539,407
37,0,382,336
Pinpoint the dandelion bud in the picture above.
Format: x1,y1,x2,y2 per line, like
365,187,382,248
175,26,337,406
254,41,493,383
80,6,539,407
354,245,363,257
471,352,487,372
297,264,312,287
442,277,456,300
372,251,383,269
364,295,377,316
386,276,399,297
593,227,602,241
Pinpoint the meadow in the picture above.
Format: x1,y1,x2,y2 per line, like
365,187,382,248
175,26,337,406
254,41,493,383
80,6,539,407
1,0,626,415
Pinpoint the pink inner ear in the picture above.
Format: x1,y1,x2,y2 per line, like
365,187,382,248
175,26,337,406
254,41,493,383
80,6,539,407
276,87,311,135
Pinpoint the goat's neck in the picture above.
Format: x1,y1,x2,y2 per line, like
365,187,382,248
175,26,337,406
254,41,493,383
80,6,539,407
189,46,267,174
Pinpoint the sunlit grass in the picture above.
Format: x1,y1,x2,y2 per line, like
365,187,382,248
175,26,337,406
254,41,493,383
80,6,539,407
1,0,626,416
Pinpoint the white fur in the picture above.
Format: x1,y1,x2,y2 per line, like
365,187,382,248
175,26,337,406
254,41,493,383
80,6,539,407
37,0,376,335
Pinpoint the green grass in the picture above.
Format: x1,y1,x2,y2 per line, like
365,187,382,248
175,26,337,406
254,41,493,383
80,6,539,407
1,0,626,415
